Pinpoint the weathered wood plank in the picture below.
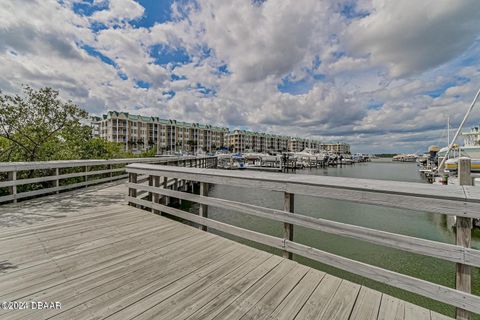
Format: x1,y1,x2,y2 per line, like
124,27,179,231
126,196,480,315
431,311,456,320
0,156,215,172
135,251,272,320
0,180,459,320
208,260,297,320
128,183,480,267
240,264,309,320
171,255,283,320
349,286,382,320
0,224,200,302
283,192,294,259
0,214,172,264
267,268,325,320
377,295,405,320
0,174,130,203
404,301,430,320
49,241,238,320
456,157,473,320
318,280,361,319
287,273,342,319
1,232,212,320
126,164,480,218
105,247,256,320
284,240,480,315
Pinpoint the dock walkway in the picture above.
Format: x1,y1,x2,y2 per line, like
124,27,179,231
0,182,452,320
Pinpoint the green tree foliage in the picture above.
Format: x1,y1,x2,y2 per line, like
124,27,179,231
0,86,88,161
0,86,159,197
0,86,131,162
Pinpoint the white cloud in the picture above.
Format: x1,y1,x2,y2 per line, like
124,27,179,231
89,0,144,25
346,0,480,77
184,0,337,82
0,0,480,153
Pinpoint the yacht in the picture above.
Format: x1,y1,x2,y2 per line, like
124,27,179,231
392,154,418,162
441,126,480,172
216,153,246,170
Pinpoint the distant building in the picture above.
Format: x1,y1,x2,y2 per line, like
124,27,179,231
288,137,321,153
225,130,322,154
91,111,228,154
91,111,349,155
321,142,351,155
225,130,291,154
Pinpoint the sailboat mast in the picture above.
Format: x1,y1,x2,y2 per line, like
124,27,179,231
447,116,450,147
438,88,480,171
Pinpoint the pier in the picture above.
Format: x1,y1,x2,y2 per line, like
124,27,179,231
1,158,479,319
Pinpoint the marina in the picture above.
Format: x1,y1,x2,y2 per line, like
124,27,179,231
2,1,480,320
0,157,479,319
0,180,454,320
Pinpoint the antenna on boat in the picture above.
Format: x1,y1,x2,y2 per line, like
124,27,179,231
437,88,480,172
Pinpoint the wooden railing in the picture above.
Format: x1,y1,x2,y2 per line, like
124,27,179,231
0,156,217,204
126,161,480,319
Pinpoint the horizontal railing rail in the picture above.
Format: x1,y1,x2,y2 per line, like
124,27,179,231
126,163,480,318
0,156,217,204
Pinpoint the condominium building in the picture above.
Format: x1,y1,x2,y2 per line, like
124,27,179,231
225,130,322,154
320,142,351,155
225,130,290,154
91,111,228,154
91,111,349,155
288,138,321,153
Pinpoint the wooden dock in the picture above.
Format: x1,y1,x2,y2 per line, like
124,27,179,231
0,182,454,320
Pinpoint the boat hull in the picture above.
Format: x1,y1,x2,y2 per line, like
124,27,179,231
445,158,480,172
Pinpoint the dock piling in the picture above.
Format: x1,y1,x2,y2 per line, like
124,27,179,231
456,157,472,320
283,192,294,259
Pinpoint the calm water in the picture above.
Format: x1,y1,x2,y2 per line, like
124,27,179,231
199,159,480,318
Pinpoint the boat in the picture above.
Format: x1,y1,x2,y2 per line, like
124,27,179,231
444,158,480,172
243,151,265,166
438,127,480,159
438,126,480,173
216,153,246,170
392,154,418,162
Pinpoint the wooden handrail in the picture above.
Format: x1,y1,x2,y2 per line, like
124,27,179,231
126,164,480,218
124,182,480,267
0,156,217,204
125,164,480,317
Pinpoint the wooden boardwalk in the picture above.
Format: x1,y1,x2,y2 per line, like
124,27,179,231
0,183,453,320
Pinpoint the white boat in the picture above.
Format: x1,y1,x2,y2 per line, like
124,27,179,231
392,154,417,162
438,126,480,172
292,149,328,168
216,153,246,170
243,152,265,166
444,158,480,172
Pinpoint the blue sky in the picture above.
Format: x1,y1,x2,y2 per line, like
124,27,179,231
1,0,480,153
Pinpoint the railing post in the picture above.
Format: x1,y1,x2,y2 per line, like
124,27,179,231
85,165,88,187
8,171,17,203
199,182,208,231
163,176,169,206
128,172,137,207
109,164,113,178
55,168,60,194
456,157,472,320
148,175,153,210
283,192,294,259
153,176,160,214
